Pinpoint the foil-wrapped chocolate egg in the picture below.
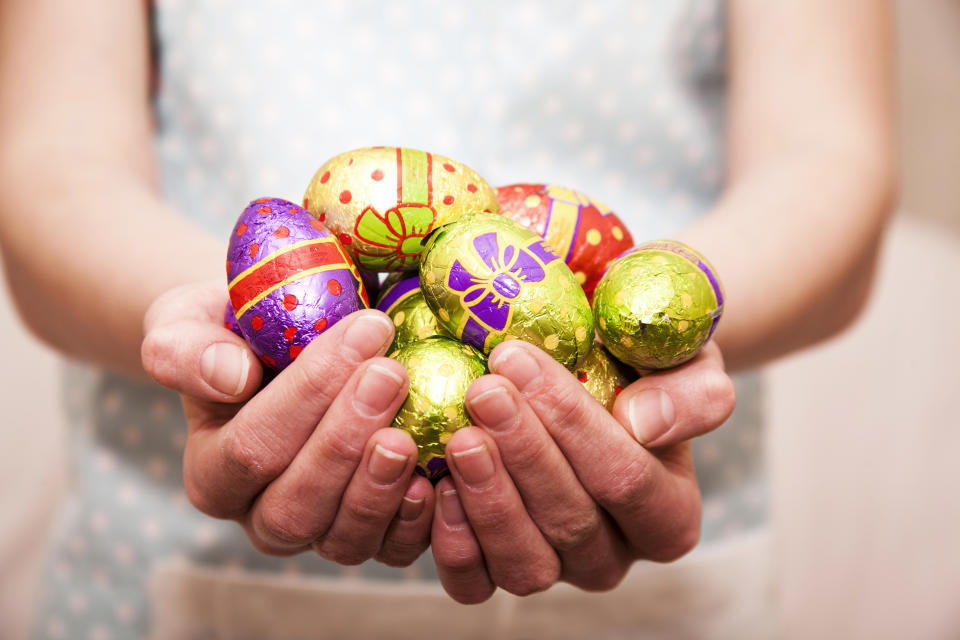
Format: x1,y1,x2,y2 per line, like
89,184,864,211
227,197,369,372
593,241,723,370
302,147,499,272
574,344,635,411
224,301,243,338
390,337,488,480
376,273,446,353
495,183,634,300
420,212,594,370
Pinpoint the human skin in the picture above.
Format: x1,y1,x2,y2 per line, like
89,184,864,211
0,0,894,603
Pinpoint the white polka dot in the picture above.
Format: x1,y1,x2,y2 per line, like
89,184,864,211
574,65,595,87
114,601,137,624
68,537,88,557
88,625,111,640
617,122,638,142
541,95,563,116
101,391,122,415
46,618,66,639
113,543,134,565
88,510,109,533
195,522,220,547
117,482,140,507
141,517,163,540
562,121,585,142
121,425,143,447
68,592,89,614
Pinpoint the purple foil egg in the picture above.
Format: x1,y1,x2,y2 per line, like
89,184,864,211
226,197,369,372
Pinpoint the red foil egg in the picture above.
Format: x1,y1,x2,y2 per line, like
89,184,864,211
495,184,634,299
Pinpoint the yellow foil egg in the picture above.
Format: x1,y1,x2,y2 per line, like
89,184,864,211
302,147,499,272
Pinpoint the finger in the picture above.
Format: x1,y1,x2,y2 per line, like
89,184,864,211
445,428,561,596
613,341,736,448
312,428,418,564
431,477,495,605
142,281,262,402
182,310,395,520
246,358,409,553
465,375,629,591
375,474,436,567
489,341,701,561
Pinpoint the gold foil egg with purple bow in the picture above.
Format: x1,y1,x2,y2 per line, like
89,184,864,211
419,212,594,370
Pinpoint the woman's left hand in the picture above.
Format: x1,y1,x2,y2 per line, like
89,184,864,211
430,340,735,603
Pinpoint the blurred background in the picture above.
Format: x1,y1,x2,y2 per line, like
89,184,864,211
2,1,958,638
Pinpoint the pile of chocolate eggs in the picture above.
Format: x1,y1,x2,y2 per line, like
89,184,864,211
225,147,723,479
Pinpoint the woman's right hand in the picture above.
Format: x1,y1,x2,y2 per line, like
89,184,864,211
141,280,434,566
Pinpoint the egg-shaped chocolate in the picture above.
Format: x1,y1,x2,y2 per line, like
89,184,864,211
376,273,447,353
593,240,723,370
575,344,636,411
303,147,499,272
224,300,243,338
495,183,634,300
227,197,369,372
420,212,594,370
390,337,488,480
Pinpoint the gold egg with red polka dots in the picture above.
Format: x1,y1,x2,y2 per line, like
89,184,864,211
303,147,500,272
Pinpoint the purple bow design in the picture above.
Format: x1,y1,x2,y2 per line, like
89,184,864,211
448,232,558,350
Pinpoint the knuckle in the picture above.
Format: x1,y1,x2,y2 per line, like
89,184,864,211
542,510,602,552
543,384,587,428
375,538,428,568
220,428,287,487
597,456,656,511
647,523,701,563
437,546,484,576
501,564,558,597
343,495,396,527
183,474,229,519
319,428,366,468
466,507,512,537
290,348,352,408
316,537,373,566
256,505,317,547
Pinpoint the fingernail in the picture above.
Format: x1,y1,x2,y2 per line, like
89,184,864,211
489,344,540,391
399,496,425,521
440,489,467,526
354,364,404,416
468,386,517,432
451,444,495,487
367,443,409,484
200,343,249,396
343,314,394,359
628,389,675,445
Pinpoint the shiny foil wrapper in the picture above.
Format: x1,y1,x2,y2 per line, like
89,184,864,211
226,197,369,372
302,147,499,272
390,337,488,480
574,344,635,411
593,240,724,370
420,212,595,370
495,183,634,300
376,273,447,353
224,300,243,338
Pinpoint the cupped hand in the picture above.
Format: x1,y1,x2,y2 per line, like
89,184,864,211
430,340,735,603
141,280,435,567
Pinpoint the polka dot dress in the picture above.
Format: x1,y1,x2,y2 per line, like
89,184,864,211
32,1,766,637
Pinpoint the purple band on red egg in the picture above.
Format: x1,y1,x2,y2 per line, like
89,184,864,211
376,276,421,314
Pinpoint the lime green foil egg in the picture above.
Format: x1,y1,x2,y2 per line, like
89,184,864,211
376,273,447,353
593,241,724,370
419,212,595,370
390,337,488,480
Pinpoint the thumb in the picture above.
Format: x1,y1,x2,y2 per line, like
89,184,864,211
141,281,262,402
612,341,735,448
